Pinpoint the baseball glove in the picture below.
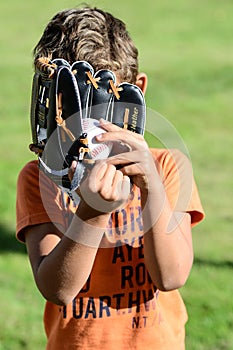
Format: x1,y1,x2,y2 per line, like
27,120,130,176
29,57,146,196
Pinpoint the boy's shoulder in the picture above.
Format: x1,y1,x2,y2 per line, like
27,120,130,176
19,159,39,174
17,160,40,191
18,159,38,180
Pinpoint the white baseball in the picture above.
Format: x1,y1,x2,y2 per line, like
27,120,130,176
82,118,112,159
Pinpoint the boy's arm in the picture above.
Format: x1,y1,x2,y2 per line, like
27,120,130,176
141,189,193,291
25,204,108,306
25,162,130,306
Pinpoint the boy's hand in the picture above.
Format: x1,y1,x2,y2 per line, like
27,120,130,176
69,158,131,214
95,119,160,191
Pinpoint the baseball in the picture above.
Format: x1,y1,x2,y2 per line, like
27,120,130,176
82,118,113,160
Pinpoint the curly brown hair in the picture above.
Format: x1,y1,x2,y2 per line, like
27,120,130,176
33,7,139,83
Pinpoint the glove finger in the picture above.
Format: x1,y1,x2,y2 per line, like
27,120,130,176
89,69,116,121
111,83,146,135
30,58,69,145
47,65,82,139
71,61,94,118
43,65,83,172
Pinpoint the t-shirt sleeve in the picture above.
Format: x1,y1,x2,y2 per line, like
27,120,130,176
16,160,67,242
151,148,205,227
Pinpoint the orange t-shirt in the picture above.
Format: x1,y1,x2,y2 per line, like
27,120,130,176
16,148,204,350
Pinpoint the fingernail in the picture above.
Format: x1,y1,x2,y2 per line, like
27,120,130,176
96,133,103,141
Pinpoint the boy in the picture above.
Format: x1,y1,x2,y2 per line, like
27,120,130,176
16,6,204,349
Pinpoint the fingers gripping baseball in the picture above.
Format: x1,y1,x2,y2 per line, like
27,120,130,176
79,161,131,213
96,120,161,190
98,119,148,151
110,151,156,190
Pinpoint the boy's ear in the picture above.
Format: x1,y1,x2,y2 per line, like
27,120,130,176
135,72,148,94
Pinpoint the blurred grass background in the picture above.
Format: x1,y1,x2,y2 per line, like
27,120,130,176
0,0,232,349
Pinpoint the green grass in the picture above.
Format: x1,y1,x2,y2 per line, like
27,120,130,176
0,252,46,350
0,0,233,349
